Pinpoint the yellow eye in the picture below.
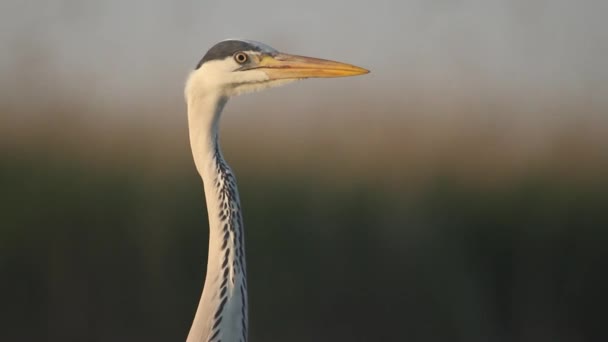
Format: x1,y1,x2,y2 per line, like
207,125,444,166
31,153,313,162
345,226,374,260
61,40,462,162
234,52,248,64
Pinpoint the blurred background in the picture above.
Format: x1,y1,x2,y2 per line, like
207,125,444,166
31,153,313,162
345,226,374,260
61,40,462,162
1,0,607,341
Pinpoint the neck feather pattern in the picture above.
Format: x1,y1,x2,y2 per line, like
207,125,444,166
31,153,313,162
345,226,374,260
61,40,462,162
186,93,248,342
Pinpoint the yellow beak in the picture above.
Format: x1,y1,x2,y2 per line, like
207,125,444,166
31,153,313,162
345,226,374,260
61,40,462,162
254,53,369,79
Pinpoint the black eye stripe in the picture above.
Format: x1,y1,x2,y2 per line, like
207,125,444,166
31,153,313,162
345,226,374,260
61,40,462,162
195,39,277,69
196,40,270,69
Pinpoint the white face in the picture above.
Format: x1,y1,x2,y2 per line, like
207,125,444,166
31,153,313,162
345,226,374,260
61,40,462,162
185,41,368,105
185,52,298,102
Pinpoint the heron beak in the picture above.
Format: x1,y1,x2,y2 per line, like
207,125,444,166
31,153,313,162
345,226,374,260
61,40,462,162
254,53,369,79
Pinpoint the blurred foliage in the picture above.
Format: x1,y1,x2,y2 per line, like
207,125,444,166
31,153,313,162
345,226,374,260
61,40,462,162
1,145,607,342
2,2,607,340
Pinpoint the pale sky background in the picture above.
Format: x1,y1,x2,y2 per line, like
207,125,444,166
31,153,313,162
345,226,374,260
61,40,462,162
0,0,606,121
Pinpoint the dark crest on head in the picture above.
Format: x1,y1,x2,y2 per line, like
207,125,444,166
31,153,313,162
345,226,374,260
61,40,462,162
196,40,267,70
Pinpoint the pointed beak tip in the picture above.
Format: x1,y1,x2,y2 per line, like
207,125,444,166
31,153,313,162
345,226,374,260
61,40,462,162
338,65,370,77
358,67,371,75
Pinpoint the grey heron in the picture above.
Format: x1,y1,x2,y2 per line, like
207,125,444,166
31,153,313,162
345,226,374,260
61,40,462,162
184,39,368,342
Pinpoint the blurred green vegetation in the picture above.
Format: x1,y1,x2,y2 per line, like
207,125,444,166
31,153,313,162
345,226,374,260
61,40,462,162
2,2,607,340
2,141,607,342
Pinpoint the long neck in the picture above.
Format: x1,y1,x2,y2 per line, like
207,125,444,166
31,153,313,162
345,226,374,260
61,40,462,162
186,92,248,342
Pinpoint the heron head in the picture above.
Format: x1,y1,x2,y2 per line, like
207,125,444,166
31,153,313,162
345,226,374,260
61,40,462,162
186,39,369,99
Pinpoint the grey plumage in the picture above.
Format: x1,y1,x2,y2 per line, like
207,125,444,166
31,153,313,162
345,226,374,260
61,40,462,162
196,39,278,69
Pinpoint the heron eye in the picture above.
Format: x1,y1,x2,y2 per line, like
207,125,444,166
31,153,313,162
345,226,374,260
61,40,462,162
234,52,248,64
